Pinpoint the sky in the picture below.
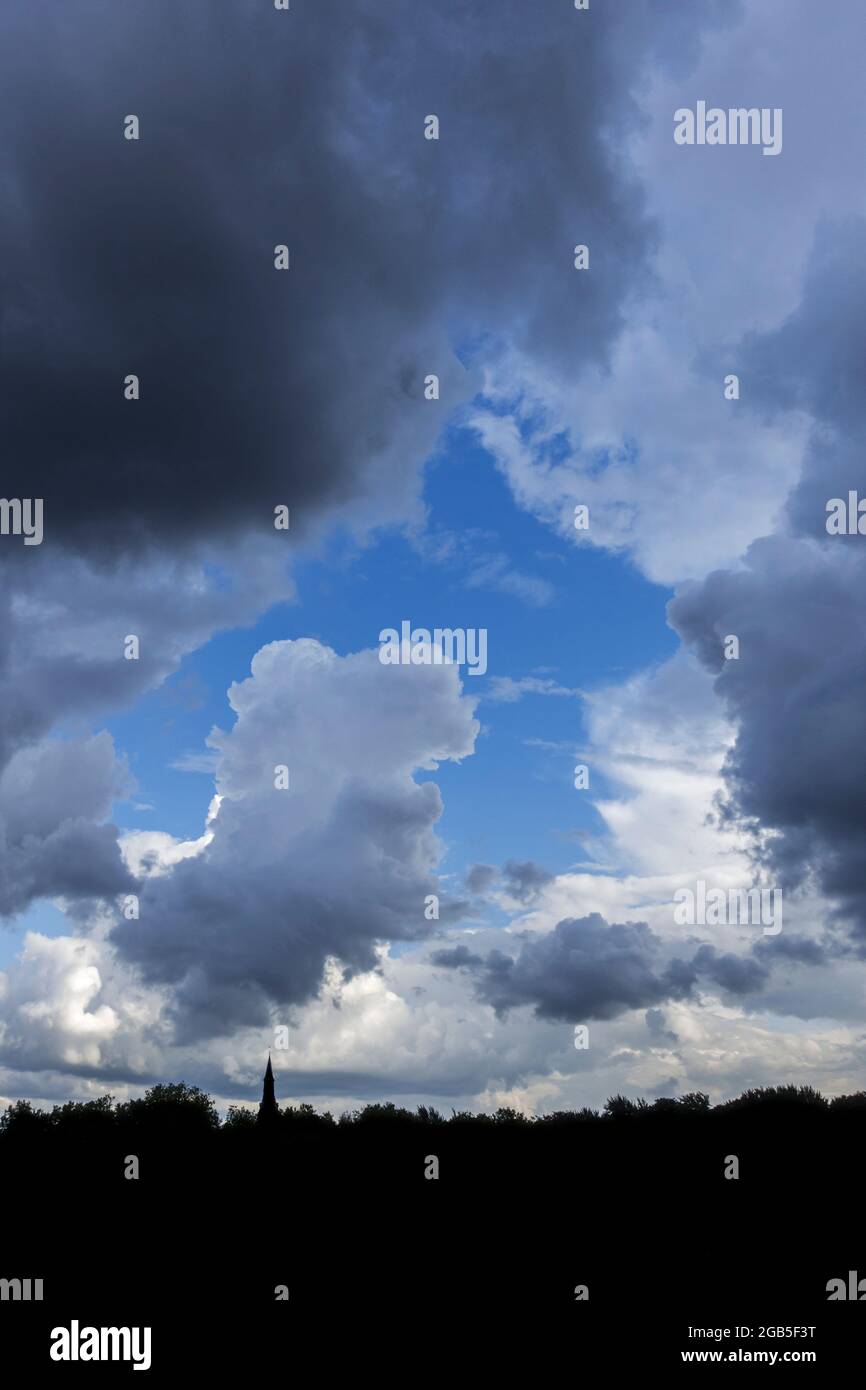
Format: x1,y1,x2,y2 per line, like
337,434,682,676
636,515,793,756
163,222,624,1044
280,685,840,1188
2,0,866,1117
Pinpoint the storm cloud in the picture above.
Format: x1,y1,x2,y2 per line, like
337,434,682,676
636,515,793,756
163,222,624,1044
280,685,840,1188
469,913,699,1023
0,0,694,558
670,221,866,946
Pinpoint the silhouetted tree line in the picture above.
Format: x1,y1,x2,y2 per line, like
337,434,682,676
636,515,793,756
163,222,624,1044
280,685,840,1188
1,1080,864,1144
4,1079,864,1311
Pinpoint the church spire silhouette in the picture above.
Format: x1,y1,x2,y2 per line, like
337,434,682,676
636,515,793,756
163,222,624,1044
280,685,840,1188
257,1053,280,1126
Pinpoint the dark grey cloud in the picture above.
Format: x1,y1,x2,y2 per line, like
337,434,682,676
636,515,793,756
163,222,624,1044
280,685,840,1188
648,1077,680,1098
0,734,134,917
465,863,497,895
119,785,453,1045
671,537,866,935
670,220,866,947
0,543,292,776
722,218,866,570
437,912,793,1025
753,933,829,967
5,819,133,916
0,0,683,559
691,945,770,997
737,219,866,467
430,945,485,970
470,913,699,1022
645,1007,678,1043
503,860,554,903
